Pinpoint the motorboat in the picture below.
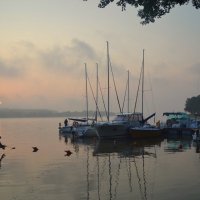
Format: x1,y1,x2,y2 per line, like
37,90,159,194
59,117,98,137
94,112,143,138
74,123,98,138
129,123,162,139
161,112,195,138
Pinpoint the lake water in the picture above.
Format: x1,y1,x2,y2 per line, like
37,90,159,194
0,117,200,200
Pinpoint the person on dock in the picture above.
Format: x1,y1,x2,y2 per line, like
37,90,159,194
64,119,68,127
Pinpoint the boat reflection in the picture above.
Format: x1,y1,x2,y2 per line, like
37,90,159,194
93,137,163,157
59,134,164,200
59,131,199,156
59,132,98,154
58,132,200,200
164,138,192,153
92,138,164,200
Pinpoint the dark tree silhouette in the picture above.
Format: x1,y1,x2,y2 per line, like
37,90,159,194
84,0,200,24
185,95,200,115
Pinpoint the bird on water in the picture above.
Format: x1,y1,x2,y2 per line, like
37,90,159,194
0,142,6,150
32,147,39,152
65,150,72,156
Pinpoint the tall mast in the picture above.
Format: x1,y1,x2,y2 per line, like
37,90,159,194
107,41,110,122
142,49,145,119
85,63,88,124
95,63,99,122
128,70,130,113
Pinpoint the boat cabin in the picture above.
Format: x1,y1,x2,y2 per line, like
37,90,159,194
162,112,191,128
112,112,143,122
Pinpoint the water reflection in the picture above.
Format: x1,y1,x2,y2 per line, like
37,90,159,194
164,137,200,155
59,133,165,200
58,132,200,200
164,138,192,153
93,138,163,156
1,118,200,200
93,138,164,200
193,140,200,154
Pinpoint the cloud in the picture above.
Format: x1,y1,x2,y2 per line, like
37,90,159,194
0,41,39,79
0,59,24,78
0,39,100,80
39,46,71,73
71,39,98,60
190,63,200,75
15,40,36,50
38,39,99,75
2,39,136,86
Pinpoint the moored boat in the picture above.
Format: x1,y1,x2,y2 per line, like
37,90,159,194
74,123,98,138
94,112,143,138
129,124,162,139
161,112,195,138
60,64,99,138
128,50,161,139
59,117,98,137
59,118,75,134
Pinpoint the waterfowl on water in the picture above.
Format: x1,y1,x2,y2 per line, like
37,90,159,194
32,147,39,152
0,153,5,161
65,150,72,156
0,142,6,150
0,153,5,167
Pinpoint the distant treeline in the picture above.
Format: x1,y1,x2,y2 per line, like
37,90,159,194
0,108,114,118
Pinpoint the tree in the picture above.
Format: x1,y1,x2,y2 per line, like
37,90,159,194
84,0,200,24
185,95,200,115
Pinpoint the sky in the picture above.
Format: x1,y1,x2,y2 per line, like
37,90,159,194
0,0,200,120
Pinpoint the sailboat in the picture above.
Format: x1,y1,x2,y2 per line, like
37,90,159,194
94,42,143,138
129,50,162,139
59,64,98,137
73,63,98,138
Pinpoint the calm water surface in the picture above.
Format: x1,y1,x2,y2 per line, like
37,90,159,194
0,117,200,200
